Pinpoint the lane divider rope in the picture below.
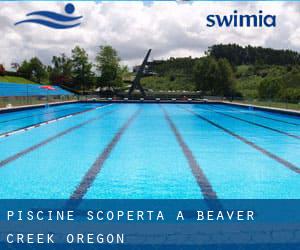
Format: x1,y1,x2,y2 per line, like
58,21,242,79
0,106,116,168
0,104,112,139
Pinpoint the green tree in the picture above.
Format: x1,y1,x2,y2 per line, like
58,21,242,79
18,58,47,83
71,46,94,91
193,57,218,94
95,45,122,88
18,60,32,79
194,57,235,96
50,54,73,85
29,57,47,83
215,58,235,96
258,78,283,99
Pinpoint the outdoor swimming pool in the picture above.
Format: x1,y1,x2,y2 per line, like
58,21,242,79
0,103,298,199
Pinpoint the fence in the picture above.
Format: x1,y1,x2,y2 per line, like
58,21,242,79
0,82,77,108
0,85,299,112
231,97,300,111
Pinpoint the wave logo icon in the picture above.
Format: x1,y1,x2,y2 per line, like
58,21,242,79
15,3,82,29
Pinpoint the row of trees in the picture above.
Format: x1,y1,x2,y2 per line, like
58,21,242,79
15,45,126,92
208,44,300,66
3,43,299,101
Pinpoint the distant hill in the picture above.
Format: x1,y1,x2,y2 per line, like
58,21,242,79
143,57,197,91
208,44,300,66
143,45,300,102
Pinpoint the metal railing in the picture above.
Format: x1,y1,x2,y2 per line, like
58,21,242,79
230,97,300,111
0,95,78,109
1,94,299,112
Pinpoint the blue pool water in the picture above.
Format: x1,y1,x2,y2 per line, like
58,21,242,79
0,103,298,199
0,103,103,136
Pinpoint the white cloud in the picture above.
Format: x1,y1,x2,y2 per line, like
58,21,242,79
0,1,300,70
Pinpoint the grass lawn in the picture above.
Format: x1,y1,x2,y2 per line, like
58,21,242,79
0,76,37,84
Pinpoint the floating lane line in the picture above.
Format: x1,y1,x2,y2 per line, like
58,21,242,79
0,104,112,139
160,105,218,200
0,104,91,124
203,106,300,140
214,105,300,126
70,108,141,200
180,106,300,174
0,107,116,168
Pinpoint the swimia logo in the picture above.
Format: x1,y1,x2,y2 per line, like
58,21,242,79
15,3,82,29
206,10,276,28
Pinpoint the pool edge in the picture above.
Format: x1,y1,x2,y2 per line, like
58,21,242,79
1,99,299,117
222,101,300,117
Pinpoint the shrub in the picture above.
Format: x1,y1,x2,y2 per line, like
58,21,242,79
279,88,300,103
169,75,176,82
258,78,283,99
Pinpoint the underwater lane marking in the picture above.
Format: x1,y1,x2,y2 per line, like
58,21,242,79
160,105,218,200
70,108,141,200
0,104,112,139
203,106,300,140
0,108,116,168
214,105,300,126
251,113,300,126
180,106,300,174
